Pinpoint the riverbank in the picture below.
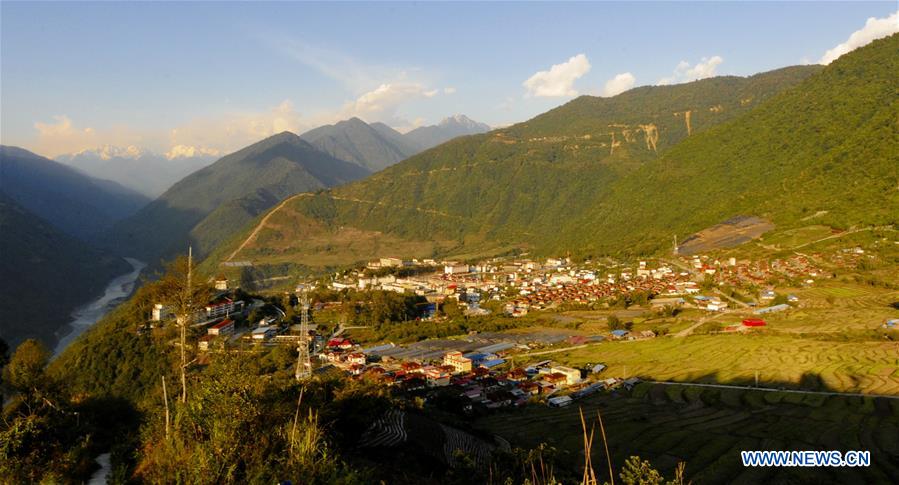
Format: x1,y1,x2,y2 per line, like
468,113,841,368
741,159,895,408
52,257,146,358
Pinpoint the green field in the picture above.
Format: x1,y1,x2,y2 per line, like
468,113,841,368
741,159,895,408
543,334,899,395
474,384,899,484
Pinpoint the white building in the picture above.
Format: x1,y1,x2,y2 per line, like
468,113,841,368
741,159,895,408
550,365,582,386
444,263,470,275
444,351,472,373
151,304,173,321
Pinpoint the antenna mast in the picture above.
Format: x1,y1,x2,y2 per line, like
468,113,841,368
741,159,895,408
295,283,312,381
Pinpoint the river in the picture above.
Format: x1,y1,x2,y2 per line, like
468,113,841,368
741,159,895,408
50,257,145,483
52,257,146,358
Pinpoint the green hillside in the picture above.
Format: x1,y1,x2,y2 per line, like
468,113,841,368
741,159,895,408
211,63,824,269
559,33,899,255
0,196,129,347
109,132,371,264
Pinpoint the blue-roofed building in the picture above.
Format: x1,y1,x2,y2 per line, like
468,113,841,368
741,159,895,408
362,343,396,355
463,352,489,365
884,319,899,329
754,304,791,315
610,329,630,339
480,359,506,369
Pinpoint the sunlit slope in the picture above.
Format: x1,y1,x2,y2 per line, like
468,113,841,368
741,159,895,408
562,34,899,255
214,64,825,266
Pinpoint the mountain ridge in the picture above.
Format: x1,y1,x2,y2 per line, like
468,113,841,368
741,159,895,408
208,62,831,270
0,146,150,244
108,131,371,264
300,115,491,172
57,148,216,198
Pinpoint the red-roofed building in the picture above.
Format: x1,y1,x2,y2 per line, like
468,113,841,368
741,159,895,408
208,319,234,336
327,338,353,350
401,361,423,373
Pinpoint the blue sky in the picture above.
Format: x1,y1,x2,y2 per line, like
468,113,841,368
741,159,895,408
1,1,896,158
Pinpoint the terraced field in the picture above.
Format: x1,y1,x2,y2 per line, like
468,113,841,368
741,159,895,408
546,334,899,395
475,384,899,484
357,409,495,469
754,283,898,334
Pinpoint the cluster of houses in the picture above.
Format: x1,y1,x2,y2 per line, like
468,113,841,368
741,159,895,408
504,262,693,316
338,254,828,319
318,337,632,409
694,253,826,288
339,257,698,317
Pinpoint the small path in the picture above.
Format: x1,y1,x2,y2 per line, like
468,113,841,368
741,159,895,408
714,288,751,308
646,380,899,400
673,310,730,338
226,191,461,262
226,193,313,261
792,225,894,250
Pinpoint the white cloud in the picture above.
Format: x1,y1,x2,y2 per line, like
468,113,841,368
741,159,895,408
30,79,452,159
658,56,723,85
601,72,636,97
819,11,898,64
31,115,145,158
166,100,309,155
443,87,457,95
338,82,445,126
34,115,79,137
265,36,396,92
523,54,591,97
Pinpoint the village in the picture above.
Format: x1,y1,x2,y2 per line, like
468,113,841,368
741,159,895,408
146,241,896,413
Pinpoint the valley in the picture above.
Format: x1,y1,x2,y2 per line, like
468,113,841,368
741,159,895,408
1,5,897,483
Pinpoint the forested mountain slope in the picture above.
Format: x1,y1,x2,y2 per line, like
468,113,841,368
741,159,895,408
109,132,371,263
300,117,417,172
0,196,129,346
211,63,824,268
558,33,899,254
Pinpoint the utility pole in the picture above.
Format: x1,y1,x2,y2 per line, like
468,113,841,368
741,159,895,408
179,246,193,403
673,235,679,255
162,376,170,440
295,283,312,381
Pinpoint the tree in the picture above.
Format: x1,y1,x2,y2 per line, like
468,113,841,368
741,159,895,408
619,456,663,485
618,455,686,485
607,315,623,331
3,339,50,398
156,249,212,403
